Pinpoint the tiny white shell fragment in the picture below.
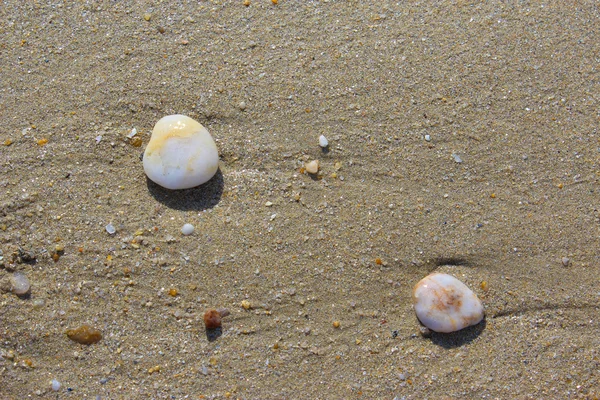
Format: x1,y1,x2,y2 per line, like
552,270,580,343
318,135,329,148
181,223,195,236
412,273,484,333
143,115,219,190
105,223,116,235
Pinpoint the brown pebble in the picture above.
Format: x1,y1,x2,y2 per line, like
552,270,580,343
204,309,222,329
66,325,102,345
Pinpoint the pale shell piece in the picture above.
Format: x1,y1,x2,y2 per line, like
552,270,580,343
305,160,319,174
143,115,219,190
412,273,484,333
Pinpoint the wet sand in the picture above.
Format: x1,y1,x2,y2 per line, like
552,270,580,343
1,2,599,399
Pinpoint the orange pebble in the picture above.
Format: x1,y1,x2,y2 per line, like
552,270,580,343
66,325,102,345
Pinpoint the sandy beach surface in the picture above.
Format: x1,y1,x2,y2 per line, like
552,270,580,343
1,1,599,399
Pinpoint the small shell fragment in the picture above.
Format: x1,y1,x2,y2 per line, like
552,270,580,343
66,325,103,345
105,223,116,235
412,273,484,333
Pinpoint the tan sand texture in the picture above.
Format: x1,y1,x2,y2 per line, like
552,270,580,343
1,2,598,398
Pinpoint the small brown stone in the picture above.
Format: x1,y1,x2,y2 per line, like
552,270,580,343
66,325,102,345
203,309,222,329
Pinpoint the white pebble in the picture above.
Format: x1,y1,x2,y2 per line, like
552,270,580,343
181,223,194,236
143,115,219,190
51,379,61,391
318,135,329,148
11,272,31,296
424,134,431,142
105,223,116,235
412,273,484,333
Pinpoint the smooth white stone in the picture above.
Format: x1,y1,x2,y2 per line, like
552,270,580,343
412,273,484,333
319,135,329,148
143,115,219,190
181,223,194,236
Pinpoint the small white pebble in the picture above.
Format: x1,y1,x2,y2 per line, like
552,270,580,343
319,135,329,148
51,379,61,392
451,153,463,163
265,201,273,207
424,134,431,142
105,223,116,235
181,223,194,236
127,128,137,138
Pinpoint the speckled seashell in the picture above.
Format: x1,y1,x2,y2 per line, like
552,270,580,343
412,273,484,333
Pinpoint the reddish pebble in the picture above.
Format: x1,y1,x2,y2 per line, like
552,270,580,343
203,308,229,329
204,309,222,329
